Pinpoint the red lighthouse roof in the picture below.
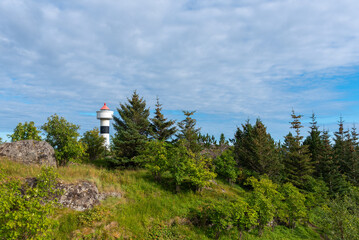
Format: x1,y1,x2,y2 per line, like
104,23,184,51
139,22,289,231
100,103,110,110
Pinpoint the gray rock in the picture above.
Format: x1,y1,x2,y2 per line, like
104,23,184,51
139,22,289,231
0,140,57,167
57,181,101,211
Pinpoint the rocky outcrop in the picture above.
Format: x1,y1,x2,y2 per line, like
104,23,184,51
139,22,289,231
25,178,121,211
0,140,57,167
57,181,101,211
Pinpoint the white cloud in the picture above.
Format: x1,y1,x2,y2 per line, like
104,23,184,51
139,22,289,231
1,0,359,139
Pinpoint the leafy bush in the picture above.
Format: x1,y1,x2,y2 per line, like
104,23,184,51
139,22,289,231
214,148,238,184
8,121,42,142
143,140,169,180
189,199,258,239
42,114,85,166
314,192,359,240
278,182,307,228
167,140,216,192
81,127,106,161
77,206,109,227
246,177,282,234
0,167,59,239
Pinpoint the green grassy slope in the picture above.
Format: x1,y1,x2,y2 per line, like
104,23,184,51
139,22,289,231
0,158,321,239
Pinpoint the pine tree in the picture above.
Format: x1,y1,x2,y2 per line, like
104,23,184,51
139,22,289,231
344,125,359,185
198,133,217,147
176,111,201,152
234,119,282,180
333,117,350,175
150,97,176,141
283,110,313,188
112,91,151,166
219,133,228,146
303,113,322,177
319,129,347,195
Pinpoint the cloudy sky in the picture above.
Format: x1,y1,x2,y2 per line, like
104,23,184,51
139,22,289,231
1,0,359,142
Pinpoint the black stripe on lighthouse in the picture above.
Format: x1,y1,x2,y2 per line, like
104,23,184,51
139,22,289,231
100,126,109,134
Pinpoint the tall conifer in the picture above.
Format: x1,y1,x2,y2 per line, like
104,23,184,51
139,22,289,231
344,125,359,185
303,113,322,177
112,91,151,166
234,119,282,180
150,98,176,141
283,110,313,188
333,118,350,175
318,129,347,194
176,111,201,152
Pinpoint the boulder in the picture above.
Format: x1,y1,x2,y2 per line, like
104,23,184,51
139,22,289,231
0,140,57,167
24,178,121,211
57,181,101,211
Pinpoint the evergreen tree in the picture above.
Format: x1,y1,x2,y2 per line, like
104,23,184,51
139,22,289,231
150,97,176,141
333,117,350,176
319,129,347,195
176,111,201,152
283,110,313,188
219,133,229,146
303,113,322,177
112,91,151,166
234,119,282,180
198,133,217,147
344,125,359,185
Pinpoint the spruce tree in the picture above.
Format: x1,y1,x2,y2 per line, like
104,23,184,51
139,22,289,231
283,110,313,188
176,111,201,152
318,129,348,195
303,113,322,177
112,91,151,166
219,133,228,146
344,125,359,185
234,119,282,180
150,97,176,141
333,117,350,175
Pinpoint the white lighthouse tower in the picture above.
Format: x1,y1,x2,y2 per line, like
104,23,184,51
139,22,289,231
96,103,114,149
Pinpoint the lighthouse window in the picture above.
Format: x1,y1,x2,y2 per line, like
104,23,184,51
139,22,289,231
100,126,109,134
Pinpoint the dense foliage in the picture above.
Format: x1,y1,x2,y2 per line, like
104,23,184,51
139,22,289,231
3,91,359,239
80,127,106,161
150,98,177,141
41,114,85,166
8,121,41,142
112,91,151,166
0,167,60,239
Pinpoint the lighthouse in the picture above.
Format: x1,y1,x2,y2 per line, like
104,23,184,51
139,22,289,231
96,103,114,149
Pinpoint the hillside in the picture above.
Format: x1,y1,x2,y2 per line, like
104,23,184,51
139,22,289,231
0,158,322,240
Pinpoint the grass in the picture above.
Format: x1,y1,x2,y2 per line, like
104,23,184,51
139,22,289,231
0,157,322,239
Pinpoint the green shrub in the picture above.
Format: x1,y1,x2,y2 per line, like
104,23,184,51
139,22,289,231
77,206,109,227
42,114,85,166
189,199,258,239
81,127,106,161
314,194,359,240
0,167,59,239
246,177,282,234
214,148,238,184
168,140,216,192
8,121,42,142
278,182,307,228
143,140,169,180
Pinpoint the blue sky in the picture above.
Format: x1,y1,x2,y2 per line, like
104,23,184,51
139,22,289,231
1,0,359,142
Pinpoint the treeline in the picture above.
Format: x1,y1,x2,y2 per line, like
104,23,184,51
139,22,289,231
4,90,359,239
